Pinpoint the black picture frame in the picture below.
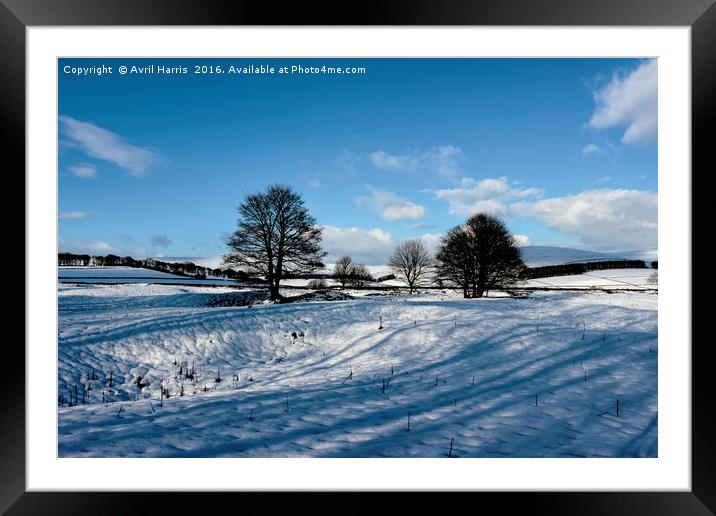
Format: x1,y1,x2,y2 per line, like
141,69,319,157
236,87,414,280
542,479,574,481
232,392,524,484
2,0,710,513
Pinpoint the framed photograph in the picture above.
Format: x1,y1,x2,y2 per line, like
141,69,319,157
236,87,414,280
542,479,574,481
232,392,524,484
5,0,711,512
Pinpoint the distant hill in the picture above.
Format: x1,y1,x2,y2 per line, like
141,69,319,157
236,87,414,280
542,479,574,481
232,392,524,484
157,256,225,269
518,246,625,267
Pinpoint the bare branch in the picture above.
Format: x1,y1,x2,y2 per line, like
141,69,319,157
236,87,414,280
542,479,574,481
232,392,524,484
388,239,432,293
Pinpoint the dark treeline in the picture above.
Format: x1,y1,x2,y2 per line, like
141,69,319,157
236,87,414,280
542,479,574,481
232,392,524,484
519,260,646,280
58,252,256,282
282,271,332,280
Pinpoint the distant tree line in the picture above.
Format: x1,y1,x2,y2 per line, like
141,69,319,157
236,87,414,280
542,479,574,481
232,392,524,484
58,253,93,266
58,252,256,282
519,259,646,280
59,253,136,267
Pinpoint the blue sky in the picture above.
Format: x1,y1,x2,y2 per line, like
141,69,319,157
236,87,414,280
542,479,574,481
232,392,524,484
58,58,657,265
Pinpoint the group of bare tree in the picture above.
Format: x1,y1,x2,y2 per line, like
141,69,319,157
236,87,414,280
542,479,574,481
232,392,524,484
387,214,523,297
385,215,526,297
62,184,522,300
332,256,373,288
224,184,523,299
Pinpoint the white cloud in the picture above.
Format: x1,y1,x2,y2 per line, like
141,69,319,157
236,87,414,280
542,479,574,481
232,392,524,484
467,199,509,216
418,233,443,255
321,228,443,266
68,163,97,179
429,145,464,177
514,188,657,252
369,151,416,172
59,116,162,177
369,145,464,177
90,241,119,253
513,234,531,246
59,211,93,220
408,223,436,230
59,235,175,259
587,60,657,145
410,230,529,257
321,226,396,265
582,144,603,156
59,238,119,255
432,176,541,217
357,188,427,221
161,255,226,269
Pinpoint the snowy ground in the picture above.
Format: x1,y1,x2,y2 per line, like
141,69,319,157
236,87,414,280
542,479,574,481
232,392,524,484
57,277,657,458
520,269,656,290
59,266,183,278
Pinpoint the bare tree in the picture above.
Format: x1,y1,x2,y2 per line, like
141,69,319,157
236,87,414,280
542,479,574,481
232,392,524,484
333,256,354,289
436,213,523,298
388,239,432,293
348,263,373,287
224,184,325,300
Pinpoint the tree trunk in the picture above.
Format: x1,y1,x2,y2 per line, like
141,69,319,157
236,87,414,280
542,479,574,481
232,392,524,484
269,283,281,300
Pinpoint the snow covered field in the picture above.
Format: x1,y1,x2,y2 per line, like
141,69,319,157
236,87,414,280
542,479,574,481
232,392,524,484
57,280,657,458
520,269,656,290
59,266,183,279
518,246,627,267
58,266,238,286
60,266,657,292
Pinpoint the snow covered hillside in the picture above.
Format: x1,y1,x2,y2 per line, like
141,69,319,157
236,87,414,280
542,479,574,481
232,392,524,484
58,266,238,286
153,256,225,269
519,246,624,267
59,266,183,279
520,269,656,290
58,282,657,458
